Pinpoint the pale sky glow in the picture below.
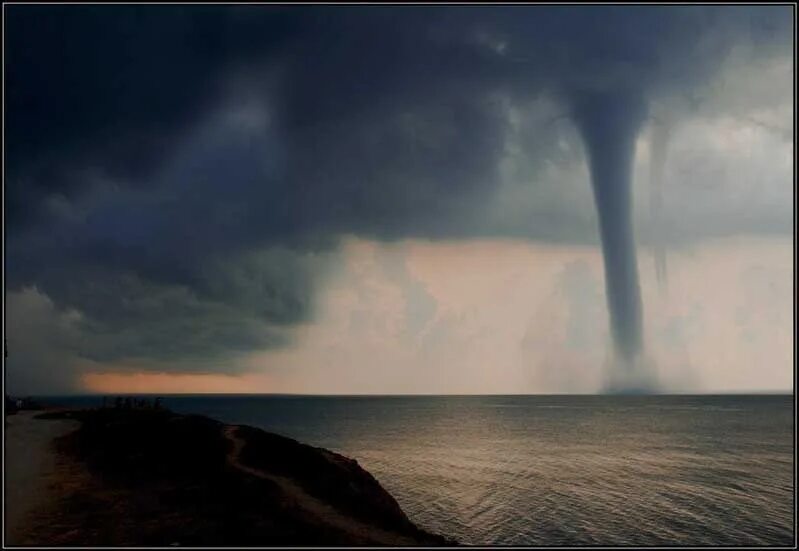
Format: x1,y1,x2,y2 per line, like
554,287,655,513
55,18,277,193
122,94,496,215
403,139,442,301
75,235,792,395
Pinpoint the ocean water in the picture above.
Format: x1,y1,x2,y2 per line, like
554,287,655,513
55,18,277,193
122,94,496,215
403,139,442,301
44,394,794,546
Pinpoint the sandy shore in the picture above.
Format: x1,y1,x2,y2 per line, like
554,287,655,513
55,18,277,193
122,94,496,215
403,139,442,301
4,411,79,545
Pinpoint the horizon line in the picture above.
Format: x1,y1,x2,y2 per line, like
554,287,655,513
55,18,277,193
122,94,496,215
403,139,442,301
22,390,795,398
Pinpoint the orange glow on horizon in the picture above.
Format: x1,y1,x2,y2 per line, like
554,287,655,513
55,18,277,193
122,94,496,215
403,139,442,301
82,371,270,394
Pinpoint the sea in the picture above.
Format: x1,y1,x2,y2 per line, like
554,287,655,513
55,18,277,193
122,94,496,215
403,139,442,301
40,394,795,546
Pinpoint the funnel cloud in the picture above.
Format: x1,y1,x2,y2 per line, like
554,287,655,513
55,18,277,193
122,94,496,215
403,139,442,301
648,119,672,292
570,89,651,387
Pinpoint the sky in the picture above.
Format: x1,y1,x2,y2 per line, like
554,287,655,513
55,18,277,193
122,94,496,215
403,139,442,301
4,5,794,395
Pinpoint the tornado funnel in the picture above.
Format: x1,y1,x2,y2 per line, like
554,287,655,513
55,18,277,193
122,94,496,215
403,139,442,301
649,119,671,293
571,89,648,380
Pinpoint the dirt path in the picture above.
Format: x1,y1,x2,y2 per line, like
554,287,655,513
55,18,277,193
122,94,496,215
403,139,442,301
222,425,416,546
4,411,80,545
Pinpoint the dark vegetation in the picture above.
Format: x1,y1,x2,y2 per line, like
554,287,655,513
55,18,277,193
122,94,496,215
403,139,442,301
237,424,420,533
30,408,452,546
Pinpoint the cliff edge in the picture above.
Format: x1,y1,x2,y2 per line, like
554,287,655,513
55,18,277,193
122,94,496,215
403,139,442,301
16,408,453,546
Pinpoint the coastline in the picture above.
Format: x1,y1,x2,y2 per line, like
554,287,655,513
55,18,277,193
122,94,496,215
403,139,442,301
5,406,454,546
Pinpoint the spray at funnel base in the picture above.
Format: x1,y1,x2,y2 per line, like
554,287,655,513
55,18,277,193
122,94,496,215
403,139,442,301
570,89,656,391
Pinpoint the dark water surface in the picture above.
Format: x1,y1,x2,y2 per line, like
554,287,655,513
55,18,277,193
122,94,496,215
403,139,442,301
43,394,794,545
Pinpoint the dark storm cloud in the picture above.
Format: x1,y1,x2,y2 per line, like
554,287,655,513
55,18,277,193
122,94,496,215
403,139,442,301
5,5,792,381
5,5,302,227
